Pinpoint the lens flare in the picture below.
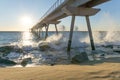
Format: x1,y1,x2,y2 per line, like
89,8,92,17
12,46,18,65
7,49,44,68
20,16,33,30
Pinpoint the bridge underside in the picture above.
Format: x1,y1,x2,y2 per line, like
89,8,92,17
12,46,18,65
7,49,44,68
31,0,110,60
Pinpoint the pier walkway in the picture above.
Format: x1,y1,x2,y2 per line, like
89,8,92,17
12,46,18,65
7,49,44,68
31,0,110,59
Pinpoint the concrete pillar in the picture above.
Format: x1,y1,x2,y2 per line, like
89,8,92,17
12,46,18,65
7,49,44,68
41,29,44,38
45,24,49,39
36,29,38,35
85,16,95,50
37,28,39,36
55,24,58,35
38,28,41,38
36,29,38,36
67,16,76,60
37,29,39,36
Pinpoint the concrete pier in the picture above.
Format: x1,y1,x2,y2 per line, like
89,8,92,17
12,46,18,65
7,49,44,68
31,0,110,60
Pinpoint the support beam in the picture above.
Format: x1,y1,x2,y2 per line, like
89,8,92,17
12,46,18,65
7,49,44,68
85,16,95,50
71,0,91,7
44,21,61,24
85,0,110,7
45,24,49,39
62,6,100,16
67,16,76,60
55,24,58,35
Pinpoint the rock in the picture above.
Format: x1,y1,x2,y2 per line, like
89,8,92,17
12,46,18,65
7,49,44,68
39,54,56,65
13,45,23,53
113,45,120,53
100,54,105,57
14,48,23,53
0,52,4,57
102,45,113,48
0,46,14,56
22,46,33,52
0,57,16,65
6,52,21,59
38,42,50,51
71,52,89,63
21,60,27,67
21,58,32,67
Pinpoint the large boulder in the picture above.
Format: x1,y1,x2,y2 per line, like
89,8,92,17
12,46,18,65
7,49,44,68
71,52,89,63
0,46,14,56
39,54,56,65
22,46,33,52
0,57,16,66
21,58,32,67
102,44,113,48
6,52,21,59
38,42,50,51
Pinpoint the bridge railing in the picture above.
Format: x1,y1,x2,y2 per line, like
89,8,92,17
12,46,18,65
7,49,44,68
40,0,65,22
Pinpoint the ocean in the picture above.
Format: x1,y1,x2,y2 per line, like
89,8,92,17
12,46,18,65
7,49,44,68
0,31,89,47
0,31,120,46
0,31,22,46
0,31,120,67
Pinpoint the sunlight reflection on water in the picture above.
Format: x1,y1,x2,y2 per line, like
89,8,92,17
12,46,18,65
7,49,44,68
21,31,33,46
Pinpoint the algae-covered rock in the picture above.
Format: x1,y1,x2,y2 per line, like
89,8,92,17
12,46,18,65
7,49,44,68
38,42,50,51
39,54,56,65
0,46,14,56
21,58,32,67
6,52,21,59
0,57,16,65
102,45,113,48
71,52,89,63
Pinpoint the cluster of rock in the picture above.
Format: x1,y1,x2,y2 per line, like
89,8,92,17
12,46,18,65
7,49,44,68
0,45,32,67
0,46,17,67
0,43,67,67
0,42,91,67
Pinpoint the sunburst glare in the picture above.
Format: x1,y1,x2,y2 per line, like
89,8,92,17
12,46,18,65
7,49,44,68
20,16,34,31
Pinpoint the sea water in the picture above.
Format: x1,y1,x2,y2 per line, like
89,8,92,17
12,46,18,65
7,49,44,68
0,31,22,46
0,31,120,67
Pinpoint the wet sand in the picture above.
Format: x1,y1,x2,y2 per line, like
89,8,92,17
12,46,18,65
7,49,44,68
0,62,120,80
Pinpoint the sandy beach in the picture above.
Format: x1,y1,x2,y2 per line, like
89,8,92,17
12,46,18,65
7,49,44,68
0,61,120,80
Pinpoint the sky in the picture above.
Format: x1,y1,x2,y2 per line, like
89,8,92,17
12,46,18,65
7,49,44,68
0,0,120,31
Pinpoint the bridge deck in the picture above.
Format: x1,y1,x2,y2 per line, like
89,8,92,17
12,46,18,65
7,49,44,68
32,0,109,29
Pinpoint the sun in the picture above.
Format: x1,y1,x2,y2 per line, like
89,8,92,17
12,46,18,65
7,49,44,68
20,16,33,29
